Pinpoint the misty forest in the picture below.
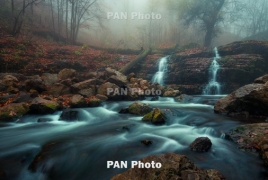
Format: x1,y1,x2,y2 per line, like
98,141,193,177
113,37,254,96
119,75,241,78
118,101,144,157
1,0,268,179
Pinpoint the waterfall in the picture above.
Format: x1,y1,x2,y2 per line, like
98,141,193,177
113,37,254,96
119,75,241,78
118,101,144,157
203,47,221,95
152,56,169,85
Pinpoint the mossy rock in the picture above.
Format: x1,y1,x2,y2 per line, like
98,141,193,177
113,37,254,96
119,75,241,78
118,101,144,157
142,108,166,124
30,97,60,114
87,97,102,107
128,102,153,115
0,103,29,122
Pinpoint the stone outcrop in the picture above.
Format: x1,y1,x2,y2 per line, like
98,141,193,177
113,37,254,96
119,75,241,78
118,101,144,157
135,41,268,94
226,123,268,167
214,75,268,117
111,153,224,180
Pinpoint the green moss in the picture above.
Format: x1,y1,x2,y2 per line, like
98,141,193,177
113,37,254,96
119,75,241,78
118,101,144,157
88,98,101,107
142,111,153,121
45,103,59,110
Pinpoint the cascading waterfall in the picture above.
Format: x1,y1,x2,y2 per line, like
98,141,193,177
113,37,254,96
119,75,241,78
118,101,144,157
203,47,221,95
152,56,169,85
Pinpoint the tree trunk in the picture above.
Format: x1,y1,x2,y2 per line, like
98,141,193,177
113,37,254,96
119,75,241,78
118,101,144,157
65,0,69,42
204,26,214,47
119,48,152,75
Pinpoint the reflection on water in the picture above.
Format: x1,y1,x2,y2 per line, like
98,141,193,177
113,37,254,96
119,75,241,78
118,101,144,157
0,96,267,180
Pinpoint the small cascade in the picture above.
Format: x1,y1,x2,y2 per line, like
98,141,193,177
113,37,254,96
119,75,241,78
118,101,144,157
152,56,169,85
203,47,221,95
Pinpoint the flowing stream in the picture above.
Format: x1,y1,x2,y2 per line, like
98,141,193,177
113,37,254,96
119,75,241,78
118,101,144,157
0,96,267,180
203,47,221,95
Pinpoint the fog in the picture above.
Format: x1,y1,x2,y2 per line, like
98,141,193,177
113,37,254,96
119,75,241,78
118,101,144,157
2,0,268,49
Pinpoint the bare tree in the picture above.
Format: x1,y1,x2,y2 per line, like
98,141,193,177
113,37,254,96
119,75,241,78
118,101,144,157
179,0,225,47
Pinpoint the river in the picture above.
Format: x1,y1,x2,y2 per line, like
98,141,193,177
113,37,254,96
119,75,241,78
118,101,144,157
0,96,267,180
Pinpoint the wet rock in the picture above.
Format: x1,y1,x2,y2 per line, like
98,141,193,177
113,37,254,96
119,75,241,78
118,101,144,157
0,94,16,104
58,68,76,80
142,108,166,125
150,96,159,101
111,153,224,180
59,109,79,121
226,123,268,151
12,94,32,103
106,75,128,87
29,97,59,114
2,75,18,87
25,79,47,93
59,78,73,86
71,79,102,93
163,89,180,97
78,88,94,97
214,81,268,117
70,94,87,108
259,135,268,166
190,137,212,152
128,102,153,116
119,108,129,114
141,140,152,146
37,118,53,123
49,83,70,97
97,82,120,99
6,86,19,94
175,94,194,103
41,73,58,86
87,97,102,107
96,94,108,101
0,103,29,122
254,74,268,84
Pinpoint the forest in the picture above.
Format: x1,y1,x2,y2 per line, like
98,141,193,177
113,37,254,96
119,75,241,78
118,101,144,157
0,0,268,180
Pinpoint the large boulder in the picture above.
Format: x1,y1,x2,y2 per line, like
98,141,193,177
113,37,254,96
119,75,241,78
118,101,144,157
163,89,180,97
58,68,76,80
142,108,166,124
70,94,87,108
190,137,212,152
71,79,101,93
87,97,102,107
214,80,268,117
25,78,47,93
49,83,70,97
1,75,18,87
41,73,58,86
254,74,268,84
97,82,120,99
128,102,153,115
105,68,128,87
78,88,94,97
111,153,224,180
59,109,79,121
29,97,59,114
106,75,128,87
0,103,29,122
